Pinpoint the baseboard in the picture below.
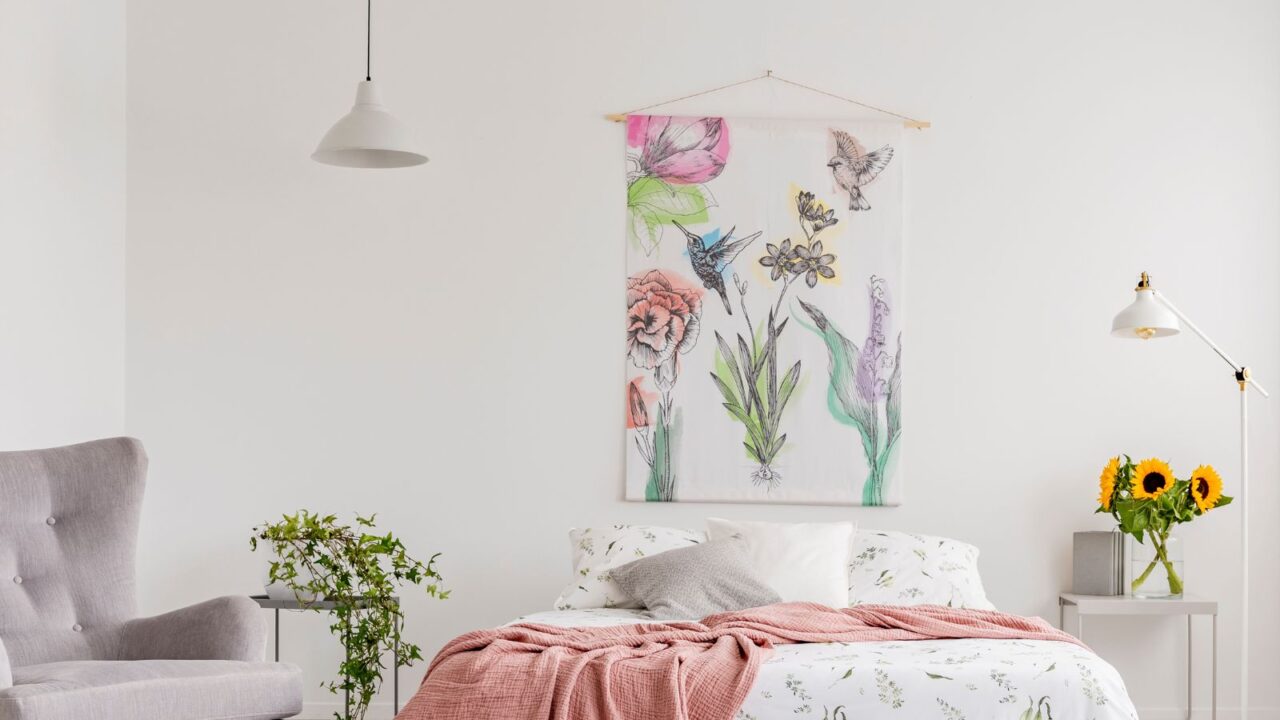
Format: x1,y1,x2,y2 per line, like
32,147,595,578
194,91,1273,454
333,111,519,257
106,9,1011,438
295,702,1280,720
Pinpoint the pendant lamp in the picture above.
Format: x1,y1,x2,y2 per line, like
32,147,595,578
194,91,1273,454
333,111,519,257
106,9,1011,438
312,0,427,168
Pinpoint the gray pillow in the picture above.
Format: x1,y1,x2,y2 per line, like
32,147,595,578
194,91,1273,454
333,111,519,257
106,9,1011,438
610,539,781,620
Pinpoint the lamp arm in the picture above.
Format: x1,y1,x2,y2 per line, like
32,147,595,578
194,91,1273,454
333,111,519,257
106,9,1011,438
1152,290,1269,397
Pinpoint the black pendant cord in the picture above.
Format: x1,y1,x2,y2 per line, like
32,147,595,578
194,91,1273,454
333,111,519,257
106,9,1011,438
365,0,372,81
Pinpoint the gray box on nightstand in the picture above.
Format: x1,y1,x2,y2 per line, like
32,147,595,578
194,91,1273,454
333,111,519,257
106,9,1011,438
1072,531,1124,595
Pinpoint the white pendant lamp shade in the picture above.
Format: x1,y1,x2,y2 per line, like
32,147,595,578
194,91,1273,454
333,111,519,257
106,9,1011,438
313,80,427,168
1111,288,1180,339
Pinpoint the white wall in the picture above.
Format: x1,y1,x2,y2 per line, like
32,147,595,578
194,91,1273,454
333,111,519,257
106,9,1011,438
125,1,1280,717
0,0,126,448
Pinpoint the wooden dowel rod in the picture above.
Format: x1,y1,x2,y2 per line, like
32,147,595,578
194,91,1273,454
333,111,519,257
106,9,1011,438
603,113,930,130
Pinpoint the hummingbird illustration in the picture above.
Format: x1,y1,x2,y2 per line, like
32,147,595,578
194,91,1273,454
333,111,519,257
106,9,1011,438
827,129,894,211
672,221,762,315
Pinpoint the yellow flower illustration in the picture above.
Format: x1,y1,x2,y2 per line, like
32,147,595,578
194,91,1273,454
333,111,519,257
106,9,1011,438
1132,458,1175,499
1189,464,1223,513
1098,457,1120,510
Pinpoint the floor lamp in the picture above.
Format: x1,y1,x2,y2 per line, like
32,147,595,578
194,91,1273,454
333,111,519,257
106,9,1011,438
1111,271,1268,718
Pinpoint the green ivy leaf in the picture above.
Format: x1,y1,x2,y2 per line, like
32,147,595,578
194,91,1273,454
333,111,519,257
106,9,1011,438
249,510,445,720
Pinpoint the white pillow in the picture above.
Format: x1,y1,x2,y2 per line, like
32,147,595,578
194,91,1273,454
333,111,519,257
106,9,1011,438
847,529,994,610
705,518,854,608
554,525,705,610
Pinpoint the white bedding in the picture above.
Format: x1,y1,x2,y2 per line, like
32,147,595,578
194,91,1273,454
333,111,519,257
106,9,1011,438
515,609,1138,720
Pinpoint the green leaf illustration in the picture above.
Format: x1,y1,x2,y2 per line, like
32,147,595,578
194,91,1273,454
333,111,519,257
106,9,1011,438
626,177,713,254
627,204,661,255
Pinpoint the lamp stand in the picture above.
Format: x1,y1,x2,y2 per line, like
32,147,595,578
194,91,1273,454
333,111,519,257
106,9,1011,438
1239,379,1248,719
1153,291,1267,720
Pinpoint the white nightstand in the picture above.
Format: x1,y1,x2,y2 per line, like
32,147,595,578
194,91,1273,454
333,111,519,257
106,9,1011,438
1059,593,1217,720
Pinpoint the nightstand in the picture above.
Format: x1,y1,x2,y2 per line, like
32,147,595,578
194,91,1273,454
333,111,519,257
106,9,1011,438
1059,593,1217,720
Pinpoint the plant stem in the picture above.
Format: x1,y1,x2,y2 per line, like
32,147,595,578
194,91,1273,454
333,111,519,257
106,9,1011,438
1154,532,1183,595
1131,554,1160,593
1131,530,1182,595
772,274,797,319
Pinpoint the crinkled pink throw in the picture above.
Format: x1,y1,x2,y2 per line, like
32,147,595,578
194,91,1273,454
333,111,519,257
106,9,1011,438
395,602,1084,720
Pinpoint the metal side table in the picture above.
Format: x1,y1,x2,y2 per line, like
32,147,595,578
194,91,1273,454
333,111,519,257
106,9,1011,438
251,594,402,715
1059,593,1217,720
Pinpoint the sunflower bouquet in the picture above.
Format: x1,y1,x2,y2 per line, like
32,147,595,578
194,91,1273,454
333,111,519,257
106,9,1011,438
1096,456,1232,596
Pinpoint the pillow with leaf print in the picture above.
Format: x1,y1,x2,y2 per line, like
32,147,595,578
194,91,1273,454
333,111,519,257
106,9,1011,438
555,525,706,610
846,529,995,610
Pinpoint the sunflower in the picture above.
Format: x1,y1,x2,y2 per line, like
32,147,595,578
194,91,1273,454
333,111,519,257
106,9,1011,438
1098,457,1120,510
1131,458,1175,499
1189,464,1223,513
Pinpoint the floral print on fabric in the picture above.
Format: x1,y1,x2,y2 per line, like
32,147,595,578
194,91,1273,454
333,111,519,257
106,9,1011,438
847,530,994,610
554,526,705,610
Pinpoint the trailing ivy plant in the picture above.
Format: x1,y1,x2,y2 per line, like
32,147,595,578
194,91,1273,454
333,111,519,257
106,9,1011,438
250,510,447,720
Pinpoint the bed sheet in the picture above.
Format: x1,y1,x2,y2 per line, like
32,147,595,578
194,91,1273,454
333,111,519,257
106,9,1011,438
514,608,1138,720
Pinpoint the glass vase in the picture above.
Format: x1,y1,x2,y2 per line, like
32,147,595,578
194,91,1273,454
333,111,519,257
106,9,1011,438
1127,533,1183,599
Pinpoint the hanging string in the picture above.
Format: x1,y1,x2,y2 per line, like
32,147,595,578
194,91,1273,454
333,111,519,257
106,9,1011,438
606,70,929,129
614,72,772,117
768,74,921,125
365,0,372,81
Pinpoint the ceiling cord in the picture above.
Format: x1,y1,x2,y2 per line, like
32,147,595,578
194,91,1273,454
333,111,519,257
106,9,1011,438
365,0,372,81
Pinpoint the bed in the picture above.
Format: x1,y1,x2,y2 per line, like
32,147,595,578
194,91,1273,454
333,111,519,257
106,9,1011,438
398,524,1139,720
514,607,1139,720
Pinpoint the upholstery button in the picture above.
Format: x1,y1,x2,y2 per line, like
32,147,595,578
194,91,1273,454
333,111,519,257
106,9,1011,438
12,576,21,584
46,517,56,525
72,624,82,632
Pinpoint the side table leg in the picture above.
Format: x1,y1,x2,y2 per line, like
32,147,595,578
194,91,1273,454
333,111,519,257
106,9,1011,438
274,608,280,662
1187,615,1192,720
389,609,399,712
1212,614,1217,720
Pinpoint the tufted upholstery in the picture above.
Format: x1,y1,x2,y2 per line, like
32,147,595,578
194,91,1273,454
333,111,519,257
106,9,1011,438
0,438,302,720
0,438,144,666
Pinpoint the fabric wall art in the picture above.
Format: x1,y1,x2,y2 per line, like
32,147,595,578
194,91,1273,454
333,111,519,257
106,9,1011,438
625,116,903,505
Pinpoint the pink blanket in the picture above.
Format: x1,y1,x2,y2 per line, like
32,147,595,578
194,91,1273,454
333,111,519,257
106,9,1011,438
395,602,1083,720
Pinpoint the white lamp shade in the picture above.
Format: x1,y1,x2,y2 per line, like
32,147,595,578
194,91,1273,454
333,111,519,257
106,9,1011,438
312,80,427,168
1111,289,1180,339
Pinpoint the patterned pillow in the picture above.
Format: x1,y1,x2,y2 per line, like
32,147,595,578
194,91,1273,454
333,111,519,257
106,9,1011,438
555,525,706,610
846,529,995,610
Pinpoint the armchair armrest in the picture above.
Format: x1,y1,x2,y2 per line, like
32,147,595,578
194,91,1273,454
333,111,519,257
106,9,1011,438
0,636,12,689
119,595,267,662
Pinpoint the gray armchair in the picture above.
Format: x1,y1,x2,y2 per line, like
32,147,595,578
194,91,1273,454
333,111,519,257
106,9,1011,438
0,438,302,720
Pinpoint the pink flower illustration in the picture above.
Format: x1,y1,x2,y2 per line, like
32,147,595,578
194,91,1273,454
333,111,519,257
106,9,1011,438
627,116,730,185
626,270,703,389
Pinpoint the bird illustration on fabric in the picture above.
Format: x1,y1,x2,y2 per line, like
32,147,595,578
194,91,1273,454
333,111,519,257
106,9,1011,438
827,130,894,211
673,221,762,315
